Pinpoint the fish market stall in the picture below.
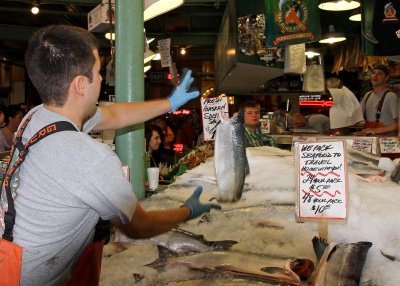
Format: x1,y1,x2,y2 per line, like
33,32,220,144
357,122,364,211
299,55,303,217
100,145,400,286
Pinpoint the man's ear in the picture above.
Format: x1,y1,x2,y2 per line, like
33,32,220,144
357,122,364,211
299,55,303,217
72,76,86,95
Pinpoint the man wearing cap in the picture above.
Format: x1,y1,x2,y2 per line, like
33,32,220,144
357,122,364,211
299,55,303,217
356,64,399,136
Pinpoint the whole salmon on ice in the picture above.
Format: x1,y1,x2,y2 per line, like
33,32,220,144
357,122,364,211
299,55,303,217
214,111,249,202
163,250,314,286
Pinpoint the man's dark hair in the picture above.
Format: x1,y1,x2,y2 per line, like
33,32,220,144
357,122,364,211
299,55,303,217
4,104,25,125
25,25,99,106
240,100,260,112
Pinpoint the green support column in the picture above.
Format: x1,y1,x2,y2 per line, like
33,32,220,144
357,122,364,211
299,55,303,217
115,1,145,199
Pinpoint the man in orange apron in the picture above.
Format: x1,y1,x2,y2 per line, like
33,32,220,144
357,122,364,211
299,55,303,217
355,64,399,136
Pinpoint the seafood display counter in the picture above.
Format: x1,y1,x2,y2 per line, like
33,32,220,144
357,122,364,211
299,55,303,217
100,145,400,286
271,134,400,160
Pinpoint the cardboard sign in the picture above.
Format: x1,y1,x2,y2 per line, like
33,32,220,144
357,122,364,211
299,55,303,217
158,38,171,68
352,137,377,154
200,97,228,141
297,141,348,220
379,137,400,154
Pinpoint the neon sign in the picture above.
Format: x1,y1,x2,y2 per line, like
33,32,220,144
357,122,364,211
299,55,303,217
299,100,334,107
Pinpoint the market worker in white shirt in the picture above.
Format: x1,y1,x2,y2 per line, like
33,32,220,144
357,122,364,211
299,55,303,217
355,64,399,136
0,25,221,286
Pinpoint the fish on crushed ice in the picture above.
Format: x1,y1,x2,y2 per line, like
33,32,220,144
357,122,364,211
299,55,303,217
312,236,372,286
139,228,237,255
214,111,249,202
157,250,314,286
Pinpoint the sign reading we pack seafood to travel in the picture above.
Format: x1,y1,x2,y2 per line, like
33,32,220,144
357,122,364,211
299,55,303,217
296,141,348,220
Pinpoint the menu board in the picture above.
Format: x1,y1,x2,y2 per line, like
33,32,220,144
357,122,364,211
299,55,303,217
200,97,229,141
297,141,348,220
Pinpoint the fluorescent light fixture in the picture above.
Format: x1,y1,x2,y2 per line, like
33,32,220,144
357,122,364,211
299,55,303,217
349,13,361,21
318,0,360,11
305,51,321,58
105,33,115,40
319,25,346,44
146,37,155,44
144,49,156,64
144,65,151,73
152,53,161,60
144,0,184,21
105,34,154,43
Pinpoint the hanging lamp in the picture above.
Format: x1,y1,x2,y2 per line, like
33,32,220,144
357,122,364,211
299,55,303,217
144,0,184,21
319,25,346,44
318,0,360,11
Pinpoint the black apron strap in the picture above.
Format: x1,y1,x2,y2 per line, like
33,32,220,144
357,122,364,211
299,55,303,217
2,115,77,242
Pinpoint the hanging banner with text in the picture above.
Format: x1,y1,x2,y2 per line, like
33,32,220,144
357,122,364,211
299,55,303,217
201,97,228,141
297,141,348,220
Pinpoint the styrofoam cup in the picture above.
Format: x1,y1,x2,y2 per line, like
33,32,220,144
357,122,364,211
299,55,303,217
147,167,159,190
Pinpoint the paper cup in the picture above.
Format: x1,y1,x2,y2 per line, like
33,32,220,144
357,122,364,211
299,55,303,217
147,167,159,190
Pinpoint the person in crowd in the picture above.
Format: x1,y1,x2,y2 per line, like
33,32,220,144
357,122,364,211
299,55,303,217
354,64,399,136
291,113,332,133
153,117,177,165
0,104,6,128
145,123,165,167
0,25,221,285
274,101,293,131
241,101,277,147
0,104,25,151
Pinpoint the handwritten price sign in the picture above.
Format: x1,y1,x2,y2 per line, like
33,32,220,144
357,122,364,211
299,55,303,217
201,97,228,141
297,141,348,220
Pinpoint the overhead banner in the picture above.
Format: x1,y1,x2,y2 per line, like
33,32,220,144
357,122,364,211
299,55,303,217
361,0,400,56
265,0,321,47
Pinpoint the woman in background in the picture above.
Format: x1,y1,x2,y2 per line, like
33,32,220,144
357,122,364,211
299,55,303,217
145,124,164,167
0,104,25,151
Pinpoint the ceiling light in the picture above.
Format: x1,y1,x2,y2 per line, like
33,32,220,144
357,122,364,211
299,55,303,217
152,53,161,61
144,65,151,73
31,1,40,15
180,47,186,55
147,37,155,44
144,0,184,21
305,51,321,58
144,49,156,64
105,33,115,40
349,13,361,21
319,25,346,44
318,0,360,11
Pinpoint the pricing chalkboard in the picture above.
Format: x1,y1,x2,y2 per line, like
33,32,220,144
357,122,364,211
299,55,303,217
201,97,229,141
297,141,348,220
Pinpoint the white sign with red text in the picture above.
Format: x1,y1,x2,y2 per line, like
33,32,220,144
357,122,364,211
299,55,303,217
297,141,348,220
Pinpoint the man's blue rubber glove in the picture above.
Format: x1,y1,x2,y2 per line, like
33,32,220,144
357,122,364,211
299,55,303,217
183,186,222,220
168,69,199,112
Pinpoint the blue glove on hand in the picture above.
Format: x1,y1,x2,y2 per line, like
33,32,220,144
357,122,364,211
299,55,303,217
183,186,222,220
168,69,200,112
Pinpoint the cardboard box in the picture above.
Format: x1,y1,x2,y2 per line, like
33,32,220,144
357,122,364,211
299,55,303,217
87,0,115,33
